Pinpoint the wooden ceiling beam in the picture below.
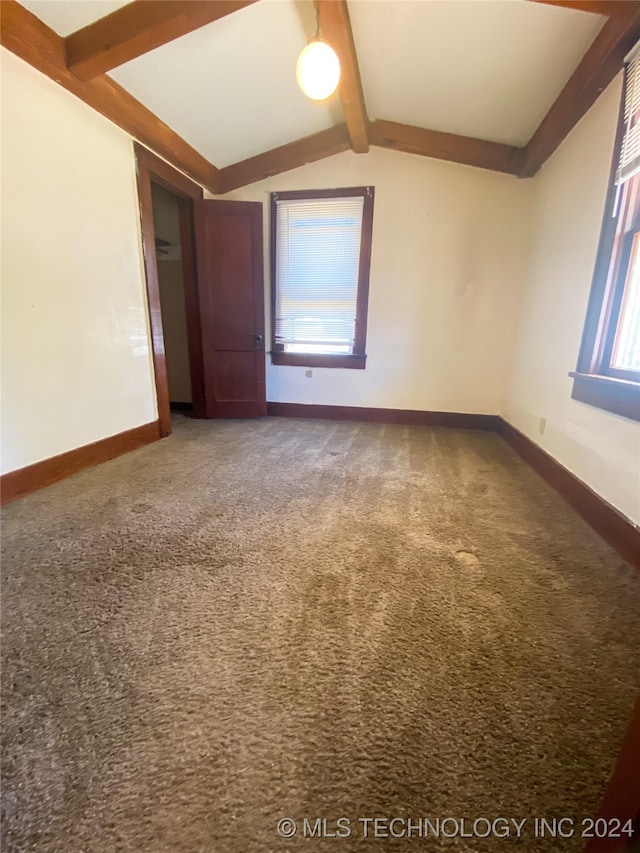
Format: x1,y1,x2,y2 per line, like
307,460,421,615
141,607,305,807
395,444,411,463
315,0,369,153
13,0,636,194
0,0,220,194
66,0,258,81
217,125,351,192
529,0,636,17
520,3,640,177
369,120,525,175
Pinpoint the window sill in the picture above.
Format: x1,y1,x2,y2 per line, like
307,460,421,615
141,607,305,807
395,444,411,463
569,371,640,421
271,352,367,370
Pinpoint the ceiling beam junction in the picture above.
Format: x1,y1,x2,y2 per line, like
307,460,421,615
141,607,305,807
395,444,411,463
0,0,221,194
315,0,369,154
66,0,259,81
520,1,640,177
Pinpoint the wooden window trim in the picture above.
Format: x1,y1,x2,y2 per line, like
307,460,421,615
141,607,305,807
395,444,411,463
270,352,367,369
570,372,640,420
270,187,374,370
571,83,640,422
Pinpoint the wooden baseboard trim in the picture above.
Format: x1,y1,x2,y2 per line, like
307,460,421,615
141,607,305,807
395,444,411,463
498,419,640,572
3,407,637,572
267,402,501,431
267,403,638,571
1,420,162,505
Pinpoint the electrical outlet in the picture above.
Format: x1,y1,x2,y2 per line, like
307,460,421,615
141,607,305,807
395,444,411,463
539,417,547,436
305,369,313,378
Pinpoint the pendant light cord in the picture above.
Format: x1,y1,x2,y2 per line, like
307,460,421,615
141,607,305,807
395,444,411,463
314,4,321,40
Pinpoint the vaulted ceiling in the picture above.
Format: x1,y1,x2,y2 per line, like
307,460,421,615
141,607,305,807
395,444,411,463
3,0,640,193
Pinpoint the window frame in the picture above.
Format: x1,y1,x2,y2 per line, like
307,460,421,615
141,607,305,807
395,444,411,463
269,187,374,370
571,83,640,422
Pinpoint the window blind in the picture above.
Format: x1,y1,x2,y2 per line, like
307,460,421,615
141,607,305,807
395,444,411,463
617,42,640,185
273,195,365,354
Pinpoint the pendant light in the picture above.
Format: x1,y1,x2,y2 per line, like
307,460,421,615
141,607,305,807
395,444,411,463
296,11,340,101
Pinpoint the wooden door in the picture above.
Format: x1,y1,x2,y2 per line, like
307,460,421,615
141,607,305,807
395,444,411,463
193,200,266,418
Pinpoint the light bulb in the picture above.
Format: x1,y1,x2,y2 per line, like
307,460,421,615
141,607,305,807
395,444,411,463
296,38,340,101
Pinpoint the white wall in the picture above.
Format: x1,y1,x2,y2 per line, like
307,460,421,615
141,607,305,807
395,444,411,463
213,147,532,414
504,74,640,525
0,49,157,475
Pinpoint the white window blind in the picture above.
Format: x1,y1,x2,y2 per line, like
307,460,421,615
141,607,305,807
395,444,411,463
617,42,640,185
274,195,365,354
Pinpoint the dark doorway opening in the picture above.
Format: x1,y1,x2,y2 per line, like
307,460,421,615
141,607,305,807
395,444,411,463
135,143,267,436
151,182,194,416
135,144,205,436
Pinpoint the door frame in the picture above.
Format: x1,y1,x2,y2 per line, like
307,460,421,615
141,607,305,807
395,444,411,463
134,142,205,436
584,691,640,852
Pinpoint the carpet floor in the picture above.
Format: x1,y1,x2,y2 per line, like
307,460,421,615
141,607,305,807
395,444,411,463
1,415,639,852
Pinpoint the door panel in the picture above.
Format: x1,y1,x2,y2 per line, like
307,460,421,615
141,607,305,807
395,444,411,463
194,199,266,418
214,352,258,402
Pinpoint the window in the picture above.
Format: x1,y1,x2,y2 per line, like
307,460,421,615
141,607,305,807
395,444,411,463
572,48,640,421
270,187,374,369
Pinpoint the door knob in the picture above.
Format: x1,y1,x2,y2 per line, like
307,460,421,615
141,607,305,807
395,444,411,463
255,333,264,347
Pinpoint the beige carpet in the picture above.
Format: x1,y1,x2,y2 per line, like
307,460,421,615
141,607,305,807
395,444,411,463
2,415,639,852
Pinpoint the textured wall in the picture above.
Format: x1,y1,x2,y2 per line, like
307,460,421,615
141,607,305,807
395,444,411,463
213,146,532,415
504,74,640,525
0,49,157,474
